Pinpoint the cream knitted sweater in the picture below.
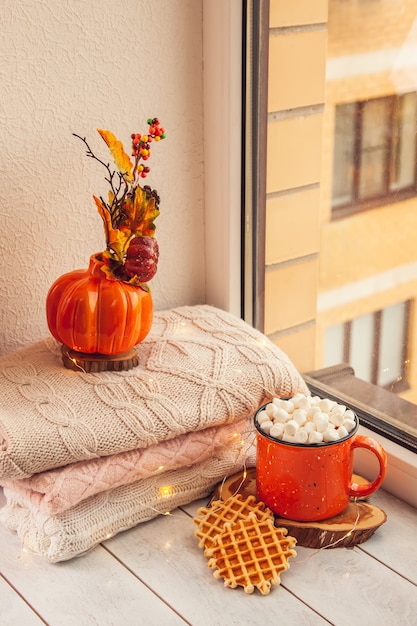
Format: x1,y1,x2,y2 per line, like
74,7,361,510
0,305,308,480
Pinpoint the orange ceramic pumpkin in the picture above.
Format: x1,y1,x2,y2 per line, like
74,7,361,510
46,253,153,355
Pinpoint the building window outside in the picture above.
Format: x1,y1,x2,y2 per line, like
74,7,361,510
324,301,410,393
332,93,417,216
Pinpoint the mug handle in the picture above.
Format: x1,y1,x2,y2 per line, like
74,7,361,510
347,434,387,498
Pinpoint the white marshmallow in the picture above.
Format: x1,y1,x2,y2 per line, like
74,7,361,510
272,397,287,409
292,408,307,426
294,429,308,444
343,418,356,432
283,400,295,414
303,421,316,433
318,398,334,413
265,403,276,418
284,420,299,436
270,423,285,439
313,412,329,433
291,392,306,404
329,411,345,427
337,425,349,439
260,420,274,433
282,433,297,443
294,395,311,411
308,431,324,444
323,428,339,442
258,409,272,424
344,409,356,420
306,406,321,419
274,408,291,423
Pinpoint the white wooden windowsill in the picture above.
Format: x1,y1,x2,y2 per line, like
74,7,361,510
1,484,417,625
356,425,417,510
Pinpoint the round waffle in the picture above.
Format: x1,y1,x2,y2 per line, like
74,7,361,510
194,494,274,551
205,513,297,595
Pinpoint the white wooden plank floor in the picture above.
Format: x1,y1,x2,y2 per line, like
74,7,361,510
1,485,417,626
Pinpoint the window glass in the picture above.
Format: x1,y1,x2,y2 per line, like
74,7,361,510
332,93,417,215
350,313,375,382
358,99,390,200
378,301,407,387
324,323,345,366
390,93,417,192
249,1,417,450
332,103,355,207
323,303,410,391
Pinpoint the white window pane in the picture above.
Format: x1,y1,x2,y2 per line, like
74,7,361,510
359,99,389,199
361,99,389,148
324,324,345,366
378,302,407,387
390,93,417,191
332,103,355,206
350,314,374,382
359,149,387,198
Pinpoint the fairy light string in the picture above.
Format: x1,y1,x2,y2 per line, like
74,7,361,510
56,351,362,555
126,377,363,556
201,473,364,557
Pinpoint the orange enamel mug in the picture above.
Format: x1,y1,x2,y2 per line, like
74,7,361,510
254,404,387,522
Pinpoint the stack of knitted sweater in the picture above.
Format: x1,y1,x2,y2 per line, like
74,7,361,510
0,305,307,562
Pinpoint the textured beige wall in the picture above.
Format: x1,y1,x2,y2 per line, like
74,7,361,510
0,0,205,354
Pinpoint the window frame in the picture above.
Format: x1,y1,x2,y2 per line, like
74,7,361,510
202,0,244,319
332,93,417,220
202,0,417,504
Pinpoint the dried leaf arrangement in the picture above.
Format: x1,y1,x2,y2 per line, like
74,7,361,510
74,119,166,289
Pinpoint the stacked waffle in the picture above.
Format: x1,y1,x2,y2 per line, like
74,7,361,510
0,304,307,562
194,495,297,594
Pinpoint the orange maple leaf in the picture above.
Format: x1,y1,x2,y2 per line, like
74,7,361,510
93,195,131,262
97,129,134,183
129,186,160,237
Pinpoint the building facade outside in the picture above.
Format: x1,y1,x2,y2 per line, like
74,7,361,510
318,0,417,403
266,0,417,403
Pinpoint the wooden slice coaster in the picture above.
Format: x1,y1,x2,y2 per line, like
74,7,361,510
61,346,139,373
274,501,387,549
212,468,387,549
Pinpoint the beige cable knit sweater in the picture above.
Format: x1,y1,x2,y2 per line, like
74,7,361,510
0,305,308,561
0,305,308,480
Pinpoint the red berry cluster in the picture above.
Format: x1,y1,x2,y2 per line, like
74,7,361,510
131,118,166,179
